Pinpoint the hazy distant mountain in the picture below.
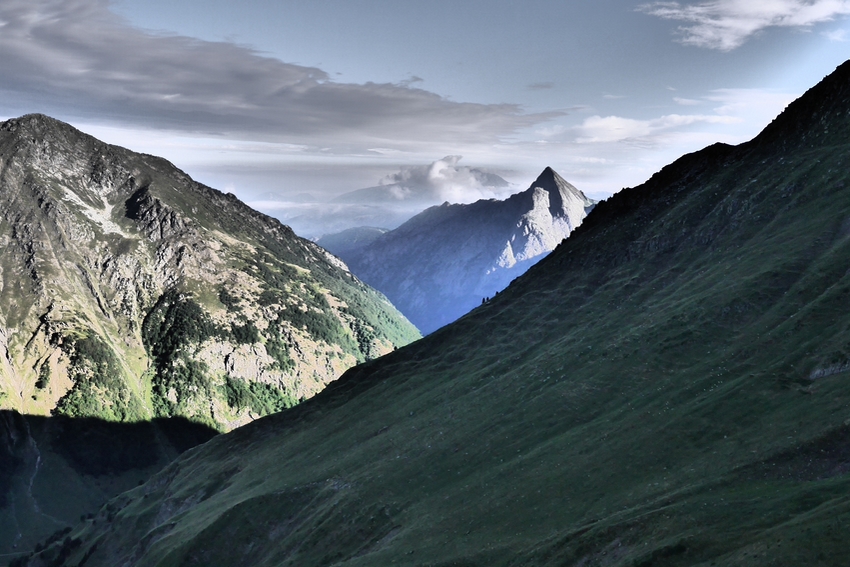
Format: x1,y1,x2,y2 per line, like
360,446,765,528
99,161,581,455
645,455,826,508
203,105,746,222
332,167,595,333
251,156,514,239
272,203,413,239
38,59,850,567
315,226,388,256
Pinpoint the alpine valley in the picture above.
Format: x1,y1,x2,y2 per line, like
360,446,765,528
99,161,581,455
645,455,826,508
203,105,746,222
16,59,850,567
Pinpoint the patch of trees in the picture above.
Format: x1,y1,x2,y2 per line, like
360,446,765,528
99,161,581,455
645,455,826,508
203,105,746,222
222,376,297,415
217,287,240,310
35,361,50,390
54,335,146,422
264,315,295,372
142,290,222,420
230,321,261,344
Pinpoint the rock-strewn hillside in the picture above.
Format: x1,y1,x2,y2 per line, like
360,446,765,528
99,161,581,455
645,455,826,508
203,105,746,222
0,114,419,430
327,167,594,333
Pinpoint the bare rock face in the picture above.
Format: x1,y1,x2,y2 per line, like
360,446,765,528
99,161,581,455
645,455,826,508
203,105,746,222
0,114,420,430
331,167,595,334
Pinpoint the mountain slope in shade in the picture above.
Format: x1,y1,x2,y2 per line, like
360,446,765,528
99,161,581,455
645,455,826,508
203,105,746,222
328,167,594,333
27,59,850,567
0,411,216,556
0,114,419,431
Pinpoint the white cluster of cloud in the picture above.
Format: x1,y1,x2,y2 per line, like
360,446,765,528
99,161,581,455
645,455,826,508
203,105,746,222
0,0,555,151
639,0,850,50
242,156,515,237
375,156,511,204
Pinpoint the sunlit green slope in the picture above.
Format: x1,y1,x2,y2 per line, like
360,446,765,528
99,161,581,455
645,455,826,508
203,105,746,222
22,61,850,566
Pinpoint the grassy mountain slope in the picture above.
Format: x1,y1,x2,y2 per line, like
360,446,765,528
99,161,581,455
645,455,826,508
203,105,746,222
20,61,850,566
0,115,419,431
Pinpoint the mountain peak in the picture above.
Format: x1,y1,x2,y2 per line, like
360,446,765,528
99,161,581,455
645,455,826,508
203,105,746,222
532,166,559,189
0,114,420,432
521,166,595,218
1,113,79,136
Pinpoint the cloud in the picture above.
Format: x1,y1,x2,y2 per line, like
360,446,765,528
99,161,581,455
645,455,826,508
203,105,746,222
824,27,850,40
373,156,512,203
528,82,555,90
575,113,741,144
674,97,703,105
639,0,850,50
705,87,797,117
242,156,516,237
535,124,569,138
0,0,558,151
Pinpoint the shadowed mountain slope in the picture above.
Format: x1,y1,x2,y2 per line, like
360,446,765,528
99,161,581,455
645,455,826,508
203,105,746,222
0,114,419,431
0,411,216,560
330,168,594,333
18,61,850,566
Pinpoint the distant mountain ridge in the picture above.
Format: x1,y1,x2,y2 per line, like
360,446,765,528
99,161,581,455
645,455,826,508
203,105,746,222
315,226,388,257
326,167,595,333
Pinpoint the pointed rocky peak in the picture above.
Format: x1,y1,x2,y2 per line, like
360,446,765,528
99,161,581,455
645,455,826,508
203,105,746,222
0,114,112,176
524,166,594,216
529,166,561,192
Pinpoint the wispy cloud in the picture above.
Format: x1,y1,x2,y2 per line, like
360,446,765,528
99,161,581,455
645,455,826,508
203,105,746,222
575,113,740,144
824,27,850,40
674,97,703,105
0,0,558,152
639,0,850,50
528,82,555,90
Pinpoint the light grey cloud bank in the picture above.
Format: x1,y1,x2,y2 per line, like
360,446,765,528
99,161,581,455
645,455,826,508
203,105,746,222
640,0,850,50
0,0,555,151
338,156,512,205
250,156,514,238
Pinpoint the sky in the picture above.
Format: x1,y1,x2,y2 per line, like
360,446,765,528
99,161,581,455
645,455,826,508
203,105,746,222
1,0,849,236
